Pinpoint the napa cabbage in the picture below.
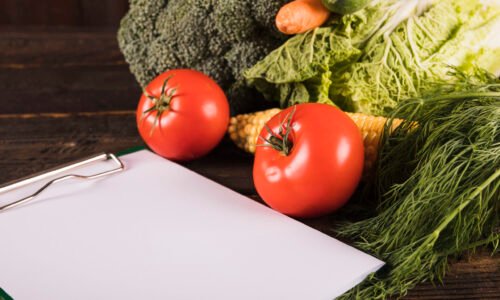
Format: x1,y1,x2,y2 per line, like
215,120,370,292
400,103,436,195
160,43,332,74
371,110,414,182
244,0,500,116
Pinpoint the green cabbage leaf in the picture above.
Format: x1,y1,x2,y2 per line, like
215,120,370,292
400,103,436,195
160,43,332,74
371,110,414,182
244,0,500,116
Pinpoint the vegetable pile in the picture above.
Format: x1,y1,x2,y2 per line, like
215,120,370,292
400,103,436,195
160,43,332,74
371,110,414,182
245,0,500,116
120,0,500,298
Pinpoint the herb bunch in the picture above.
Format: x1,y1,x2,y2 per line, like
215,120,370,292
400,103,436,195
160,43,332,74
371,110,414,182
337,78,500,299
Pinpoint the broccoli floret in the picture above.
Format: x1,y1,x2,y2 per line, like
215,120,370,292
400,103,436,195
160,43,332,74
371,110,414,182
117,0,289,114
214,1,256,43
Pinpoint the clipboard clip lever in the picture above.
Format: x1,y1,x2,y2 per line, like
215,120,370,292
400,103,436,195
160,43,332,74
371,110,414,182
0,153,124,213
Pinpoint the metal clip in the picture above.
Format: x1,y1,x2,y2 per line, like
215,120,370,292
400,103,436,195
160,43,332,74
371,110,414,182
0,153,124,213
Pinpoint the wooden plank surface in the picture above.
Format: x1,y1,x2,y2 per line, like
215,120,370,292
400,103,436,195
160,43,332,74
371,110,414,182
0,27,498,299
0,27,139,114
0,0,128,27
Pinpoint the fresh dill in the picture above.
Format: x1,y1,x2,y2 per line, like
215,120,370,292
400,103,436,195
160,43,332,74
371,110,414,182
336,79,500,299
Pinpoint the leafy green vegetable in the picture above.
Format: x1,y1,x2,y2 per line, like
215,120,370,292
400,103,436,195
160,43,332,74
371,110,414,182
245,0,500,116
117,0,290,115
336,76,500,299
245,27,360,107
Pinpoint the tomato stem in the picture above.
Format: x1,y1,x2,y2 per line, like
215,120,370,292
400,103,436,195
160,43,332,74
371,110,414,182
142,75,177,135
259,106,295,156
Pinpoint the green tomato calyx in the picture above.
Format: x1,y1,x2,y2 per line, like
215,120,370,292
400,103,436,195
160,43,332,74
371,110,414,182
259,106,295,156
142,76,177,135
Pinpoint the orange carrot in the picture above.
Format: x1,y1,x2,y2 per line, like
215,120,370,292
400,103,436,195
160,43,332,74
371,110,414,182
276,0,331,35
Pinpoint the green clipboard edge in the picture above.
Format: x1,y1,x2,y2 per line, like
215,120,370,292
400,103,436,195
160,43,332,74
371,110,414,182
116,145,147,157
0,146,146,300
0,288,13,300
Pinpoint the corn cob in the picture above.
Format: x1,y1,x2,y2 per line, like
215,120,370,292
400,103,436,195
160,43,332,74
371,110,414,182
228,108,403,175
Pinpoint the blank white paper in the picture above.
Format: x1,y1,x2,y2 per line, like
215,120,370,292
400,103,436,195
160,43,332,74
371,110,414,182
0,150,383,300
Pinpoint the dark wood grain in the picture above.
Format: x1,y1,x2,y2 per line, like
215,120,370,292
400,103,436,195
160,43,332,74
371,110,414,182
0,0,80,26
0,27,140,113
0,27,498,299
79,0,128,27
0,67,139,113
0,0,128,27
0,27,126,67
404,253,500,299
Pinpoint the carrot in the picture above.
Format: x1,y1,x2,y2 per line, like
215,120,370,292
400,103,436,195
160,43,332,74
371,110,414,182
276,0,331,35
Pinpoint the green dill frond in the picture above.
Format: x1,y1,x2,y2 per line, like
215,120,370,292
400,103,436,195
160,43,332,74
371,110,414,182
336,81,500,299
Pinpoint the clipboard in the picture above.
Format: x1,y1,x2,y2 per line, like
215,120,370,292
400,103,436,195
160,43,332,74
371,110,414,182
0,288,13,300
0,149,383,300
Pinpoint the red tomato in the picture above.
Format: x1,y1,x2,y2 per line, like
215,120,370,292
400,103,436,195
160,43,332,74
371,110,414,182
137,69,229,161
253,103,364,218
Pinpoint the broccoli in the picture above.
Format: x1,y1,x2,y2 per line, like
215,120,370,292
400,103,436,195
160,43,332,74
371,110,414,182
118,0,289,114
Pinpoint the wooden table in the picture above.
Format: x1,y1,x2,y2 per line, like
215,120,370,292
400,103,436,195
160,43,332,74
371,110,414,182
0,27,498,299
